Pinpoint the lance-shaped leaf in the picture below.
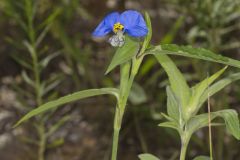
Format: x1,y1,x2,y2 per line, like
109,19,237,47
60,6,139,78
187,67,227,116
138,153,160,160
198,72,240,107
14,88,119,127
139,12,152,55
129,82,147,105
193,156,210,160
161,16,185,44
154,54,190,119
166,86,180,121
186,109,240,140
150,44,240,68
158,121,180,133
106,36,139,74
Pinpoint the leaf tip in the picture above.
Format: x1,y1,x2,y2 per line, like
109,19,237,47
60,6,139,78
104,69,110,75
12,122,20,128
223,65,228,70
12,118,26,128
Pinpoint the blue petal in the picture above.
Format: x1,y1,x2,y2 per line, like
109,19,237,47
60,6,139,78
92,12,120,37
120,10,148,37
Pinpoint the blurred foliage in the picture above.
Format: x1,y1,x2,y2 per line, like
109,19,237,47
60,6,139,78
0,0,239,160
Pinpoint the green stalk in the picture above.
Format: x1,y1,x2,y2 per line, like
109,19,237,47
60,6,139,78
111,56,143,160
37,122,46,160
111,107,123,160
111,61,130,160
111,130,120,160
31,46,42,106
30,43,46,160
180,132,191,160
25,2,46,159
207,78,213,160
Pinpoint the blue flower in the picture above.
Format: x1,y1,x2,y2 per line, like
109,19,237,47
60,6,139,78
92,10,148,37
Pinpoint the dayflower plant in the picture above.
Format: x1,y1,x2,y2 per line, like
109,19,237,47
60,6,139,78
14,10,240,160
92,10,148,47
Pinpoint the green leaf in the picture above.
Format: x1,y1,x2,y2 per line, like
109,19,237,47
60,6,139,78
139,14,182,77
161,112,175,122
199,72,240,107
119,61,131,97
36,24,51,47
154,54,190,119
186,113,218,135
11,53,32,70
218,110,240,140
187,67,227,116
40,50,61,69
139,12,152,55
129,82,147,105
47,138,64,149
14,88,119,127
46,115,71,137
138,153,160,160
161,16,185,44
41,79,62,96
21,70,34,87
53,21,85,65
166,86,180,121
150,44,240,68
187,109,240,140
106,36,139,74
139,57,156,77
193,156,210,160
38,7,62,29
158,121,180,132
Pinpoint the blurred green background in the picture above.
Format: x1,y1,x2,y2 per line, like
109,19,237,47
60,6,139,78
0,0,239,160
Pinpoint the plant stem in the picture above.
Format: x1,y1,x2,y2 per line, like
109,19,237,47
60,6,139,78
111,129,120,160
180,143,187,160
111,62,130,160
28,27,46,160
111,56,143,160
38,123,46,160
207,74,213,160
111,107,122,160
32,46,46,160
25,0,42,106
24,1,47,160
31,46,42,106
180,133,191,160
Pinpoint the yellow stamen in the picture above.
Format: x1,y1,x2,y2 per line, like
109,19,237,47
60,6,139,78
113,22,124,33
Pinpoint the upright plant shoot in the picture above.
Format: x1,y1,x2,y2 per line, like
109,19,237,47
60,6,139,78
93,10,149,160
